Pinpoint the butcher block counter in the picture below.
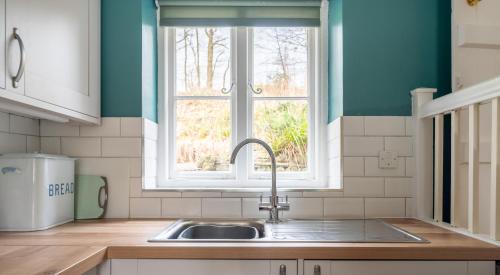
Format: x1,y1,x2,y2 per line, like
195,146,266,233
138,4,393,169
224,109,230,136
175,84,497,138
0,219,498,275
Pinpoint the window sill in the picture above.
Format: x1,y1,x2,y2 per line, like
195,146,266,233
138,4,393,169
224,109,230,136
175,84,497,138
142,187,343,193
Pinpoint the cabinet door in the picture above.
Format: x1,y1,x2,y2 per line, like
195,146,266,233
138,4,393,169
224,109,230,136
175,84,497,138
330,261,468,275
136,260,271,275
304,261,330,275
271,260,297,275
6,0,100,117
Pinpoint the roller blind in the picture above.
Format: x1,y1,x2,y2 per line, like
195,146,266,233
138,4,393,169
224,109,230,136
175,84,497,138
158,0,321,27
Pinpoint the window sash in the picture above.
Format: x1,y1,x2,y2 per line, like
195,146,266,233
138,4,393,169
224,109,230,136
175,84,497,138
162,26,323,187
246,28,316,180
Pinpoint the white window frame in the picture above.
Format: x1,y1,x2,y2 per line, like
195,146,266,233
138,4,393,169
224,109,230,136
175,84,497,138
157,21,329,189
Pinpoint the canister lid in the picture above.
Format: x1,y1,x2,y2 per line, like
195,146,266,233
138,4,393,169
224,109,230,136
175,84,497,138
0,153,73,160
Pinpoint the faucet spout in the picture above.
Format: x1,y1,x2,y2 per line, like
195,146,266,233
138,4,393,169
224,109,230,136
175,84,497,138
230,138,289,223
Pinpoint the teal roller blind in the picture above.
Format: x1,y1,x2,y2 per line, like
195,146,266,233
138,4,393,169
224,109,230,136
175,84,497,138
159,0,321,27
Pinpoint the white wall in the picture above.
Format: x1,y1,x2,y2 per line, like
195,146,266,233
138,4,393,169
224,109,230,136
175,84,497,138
0,111,40,154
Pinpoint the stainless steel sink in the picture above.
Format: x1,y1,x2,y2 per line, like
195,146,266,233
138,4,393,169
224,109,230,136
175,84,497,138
149,219,427,243
150,220,266,241
179,225,260,240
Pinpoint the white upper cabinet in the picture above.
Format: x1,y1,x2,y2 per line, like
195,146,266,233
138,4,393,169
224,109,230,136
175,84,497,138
0,0,100,124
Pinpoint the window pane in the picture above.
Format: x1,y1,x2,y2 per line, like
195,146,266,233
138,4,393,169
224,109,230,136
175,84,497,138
175,28,231,96
253,27,308,97
176,100,231,172
253,100,308,172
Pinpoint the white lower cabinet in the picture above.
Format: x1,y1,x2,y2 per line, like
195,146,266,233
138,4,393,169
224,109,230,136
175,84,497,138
303,260,495,275
110,259,494,275
111,259,297,275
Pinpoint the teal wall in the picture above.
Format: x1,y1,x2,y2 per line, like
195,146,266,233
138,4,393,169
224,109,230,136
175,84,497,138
141,0,158,122
328,0,451,121
101,0,158,122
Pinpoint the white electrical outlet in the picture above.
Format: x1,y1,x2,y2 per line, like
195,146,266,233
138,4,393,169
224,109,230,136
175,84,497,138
379,151,398,169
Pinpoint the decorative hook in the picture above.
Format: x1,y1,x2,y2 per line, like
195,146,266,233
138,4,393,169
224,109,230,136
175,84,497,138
221,83,235,95
248,81,263,95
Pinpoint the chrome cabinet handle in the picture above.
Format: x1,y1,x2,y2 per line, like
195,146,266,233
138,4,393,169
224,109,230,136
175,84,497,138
279,264,286,275
12,28,26,88
248,81,263,95
313,265,321,275
221,82,235,94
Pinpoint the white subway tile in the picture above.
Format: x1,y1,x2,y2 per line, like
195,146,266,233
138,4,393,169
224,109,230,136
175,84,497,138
324,198,364,219
120,118,142,137
162,198,202,218
40,120,79,136
406,198,415,217
343,177,384,197
9,115,39,136
365,198,405,218
80,118,120,137
342,116,364,136
143,119,158,140
141,189,180,197
385,177,413,197
0,133,26,153
262,191,302,198
384,137,413,157
222,192,263,198
343,157,364,176
41,137,61,154
129,158,142,178
61,137,101,157
364,116,405,136
129,178,143,198
405,117,413,136
283,198,323,219
343,136,383,157
242,198,268,218
0,112,9,132
101,138,141,157
27,136,40,153
405,157,415,177
202,198,241,218
365,157,405,177
130,198,161,218
182,192,222,198
302,191,343,197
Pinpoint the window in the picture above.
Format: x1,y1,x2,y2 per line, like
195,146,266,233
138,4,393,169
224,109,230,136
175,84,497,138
159,26,327,188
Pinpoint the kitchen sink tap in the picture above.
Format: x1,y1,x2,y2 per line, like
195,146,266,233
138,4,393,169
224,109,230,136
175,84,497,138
229,138,289,223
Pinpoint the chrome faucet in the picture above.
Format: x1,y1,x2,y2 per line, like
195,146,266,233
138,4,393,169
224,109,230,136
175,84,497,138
229,138,289,223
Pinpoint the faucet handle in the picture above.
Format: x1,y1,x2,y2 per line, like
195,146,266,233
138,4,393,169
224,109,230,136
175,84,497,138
259,194,263,203
285,195,288,203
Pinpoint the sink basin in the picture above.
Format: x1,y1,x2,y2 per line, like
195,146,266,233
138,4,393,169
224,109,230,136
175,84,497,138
149,219,427,243
179,225,259,240
150,220,266,241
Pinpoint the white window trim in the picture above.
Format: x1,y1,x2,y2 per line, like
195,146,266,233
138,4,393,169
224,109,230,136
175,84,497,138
157,3,330,189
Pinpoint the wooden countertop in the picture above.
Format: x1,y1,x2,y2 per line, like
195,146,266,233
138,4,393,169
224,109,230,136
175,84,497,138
0,218,498,275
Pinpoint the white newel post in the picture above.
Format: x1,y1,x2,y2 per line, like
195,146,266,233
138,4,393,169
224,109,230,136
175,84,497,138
411,88,437,220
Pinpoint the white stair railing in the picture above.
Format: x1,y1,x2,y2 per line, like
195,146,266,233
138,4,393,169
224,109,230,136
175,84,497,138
412,76,500,241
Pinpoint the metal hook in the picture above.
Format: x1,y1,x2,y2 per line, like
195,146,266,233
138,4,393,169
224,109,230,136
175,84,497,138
248,81,263,95
221,83,235,95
